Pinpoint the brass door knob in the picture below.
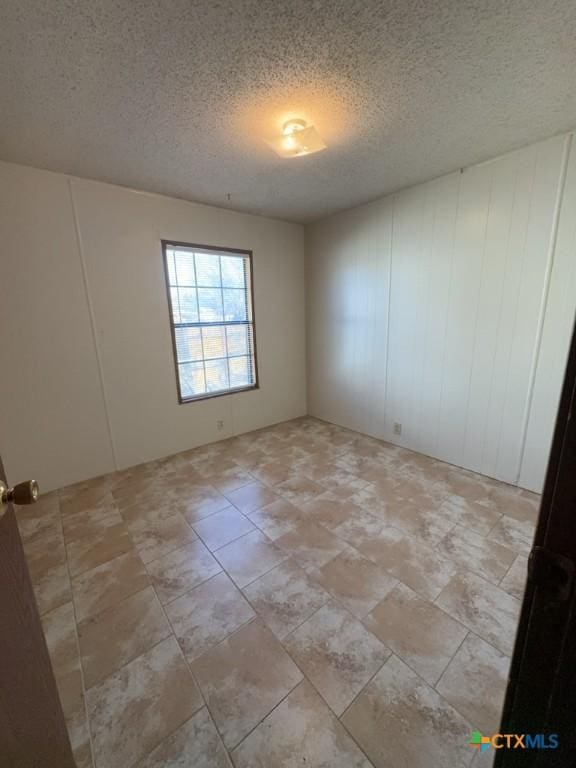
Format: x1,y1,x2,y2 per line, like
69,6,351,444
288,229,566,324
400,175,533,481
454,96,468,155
0,480,39,506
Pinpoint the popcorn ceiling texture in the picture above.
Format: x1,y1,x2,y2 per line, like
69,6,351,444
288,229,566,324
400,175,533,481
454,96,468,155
1,0,575,222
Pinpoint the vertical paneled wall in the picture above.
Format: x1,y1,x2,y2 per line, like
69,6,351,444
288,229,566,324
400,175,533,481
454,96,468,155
307,133,575,491
0,163,306,492
307,198,393,440
519,136,576,491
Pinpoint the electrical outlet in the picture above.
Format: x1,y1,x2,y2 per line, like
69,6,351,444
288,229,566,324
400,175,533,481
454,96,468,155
393,422,402,436
216,420,224,431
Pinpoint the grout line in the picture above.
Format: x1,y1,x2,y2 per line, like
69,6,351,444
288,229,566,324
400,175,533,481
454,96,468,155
232,552,291,591
46,414,527,766
230,582,377,766
226,674,304,754
194,516,257,555
152,566,224,608
340,647,479,740
336,650,397,723
83,632,171,694
432,629,513,731
67,177,118,471
151,588,237,767
433,629,471,692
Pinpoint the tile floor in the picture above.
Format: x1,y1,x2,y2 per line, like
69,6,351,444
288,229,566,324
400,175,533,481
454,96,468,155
17,416,539,768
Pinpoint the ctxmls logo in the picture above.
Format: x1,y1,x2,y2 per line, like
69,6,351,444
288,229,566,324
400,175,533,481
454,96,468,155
469,731,559,751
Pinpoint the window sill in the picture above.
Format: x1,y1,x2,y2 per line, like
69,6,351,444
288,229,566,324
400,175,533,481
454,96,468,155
178,384,259,404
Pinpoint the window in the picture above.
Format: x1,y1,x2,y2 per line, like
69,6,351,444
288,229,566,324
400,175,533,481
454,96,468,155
162,241,258,402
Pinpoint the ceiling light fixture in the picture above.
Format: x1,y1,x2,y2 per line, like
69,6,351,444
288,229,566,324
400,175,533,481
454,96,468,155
265,119,327,158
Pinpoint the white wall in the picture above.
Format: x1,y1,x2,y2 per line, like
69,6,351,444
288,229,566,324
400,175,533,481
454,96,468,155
3,131,573,495
307,133,576,491
0,164,306,492
519,136,576,491
0,164,115,491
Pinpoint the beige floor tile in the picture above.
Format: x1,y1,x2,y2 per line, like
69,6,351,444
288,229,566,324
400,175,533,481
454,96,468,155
72,550,150,622
207,466,256,494
392,471,448,500
250,461,295,487
192,506,255,551
331,507,385,547
120,493,185,527
214,530,288,588
42,601,83,718
166,571,255,661
17,514,62,550
128,513,197,564
381,500,456,546
436,571,520,655
364,582,468,685
294,458,341,484
342,654,472,768
78,586,172,689
114,466,181,504
300,492,363,532
275,521,345,570
246,498,303,540
439,525,516,585
233,448,270,471
33,560,72,616
437,633,510,733
347,486,388,517
16,494,61,544
62,496,122,543
233,680,372,768
66,707,93,768
443,470,494,504
488,514,534,556
440,494,502,537
111,474,154,507
312,548,397,618
243,560,329,638
191,619,303,749
500,555,528,600
182,484,235,523
471,746,496,767
352,524,459,600
23,526,66,581
134,708,231,768
489,485,540,524
44,419,533,766
275,475,325,506
87,636,202,768
284,600,390,716
191,456,239,478
66,522,134,577
341,456,389,481
146,539,222,604
319,470,369,498
224,480,279,514
60,475,115,516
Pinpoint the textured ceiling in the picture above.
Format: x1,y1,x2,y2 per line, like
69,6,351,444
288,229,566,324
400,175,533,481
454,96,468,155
1,0,576,223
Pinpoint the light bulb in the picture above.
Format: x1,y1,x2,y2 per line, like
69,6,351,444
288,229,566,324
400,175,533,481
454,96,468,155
264,118,327,158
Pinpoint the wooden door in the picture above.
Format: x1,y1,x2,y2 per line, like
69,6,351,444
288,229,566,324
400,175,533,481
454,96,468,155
0,456,76,768
497,320,576,766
